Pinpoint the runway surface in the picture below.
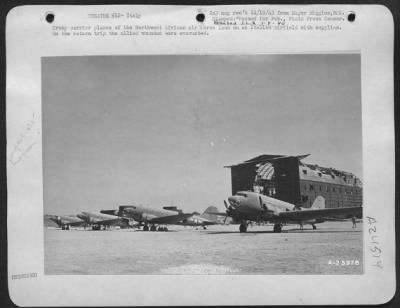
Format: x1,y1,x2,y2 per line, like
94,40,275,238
44,221,363,275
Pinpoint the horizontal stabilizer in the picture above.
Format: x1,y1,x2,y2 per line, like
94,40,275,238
100,209,118,215
162,206,183,213
207,211,229,217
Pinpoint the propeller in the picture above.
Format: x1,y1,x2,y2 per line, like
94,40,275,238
224,200,229,209
223,199,238,224
259,196,268,212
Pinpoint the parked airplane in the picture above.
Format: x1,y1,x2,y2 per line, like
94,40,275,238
48,214,85,230
100,205,193,231
219,191,362,233
77,211,135,230
176,206,223,229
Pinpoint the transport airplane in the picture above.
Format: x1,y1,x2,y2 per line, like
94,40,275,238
176,206,223,229
101,205,194,231
219,191,362,233
77,211,135,230
48,215,85,230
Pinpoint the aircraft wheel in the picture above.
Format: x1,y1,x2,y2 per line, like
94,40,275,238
66,225,70,230
312,224,317,230
164,227,168,231
61,226,65,230
143,225,149,231
203,226,207,230
150,225,157,231
239,223,247,233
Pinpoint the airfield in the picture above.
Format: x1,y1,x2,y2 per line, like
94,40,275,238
44,221,363,275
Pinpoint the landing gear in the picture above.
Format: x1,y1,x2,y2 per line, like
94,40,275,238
273,224,282,233
143,225,149,231
239,222,247,233
150,225,157,231
92,225,101,231
312,224,317,230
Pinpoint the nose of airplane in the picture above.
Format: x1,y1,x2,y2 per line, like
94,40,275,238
228,196,242,208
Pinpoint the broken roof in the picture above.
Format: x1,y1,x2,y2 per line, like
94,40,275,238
225,153,310,168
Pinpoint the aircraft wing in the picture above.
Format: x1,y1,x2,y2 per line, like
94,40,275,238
149,213,194,224
95,217,130,226
275,206,362,222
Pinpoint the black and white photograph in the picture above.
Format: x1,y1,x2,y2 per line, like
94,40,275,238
42,54,363,275
6,4,395,306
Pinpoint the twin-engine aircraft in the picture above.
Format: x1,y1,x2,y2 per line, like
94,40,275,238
218,191,362,233
101,205,193,231
77,211,137,230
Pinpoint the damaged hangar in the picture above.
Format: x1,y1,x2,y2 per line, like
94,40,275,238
225,154,362,208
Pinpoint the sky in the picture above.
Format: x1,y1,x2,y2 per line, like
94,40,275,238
42,54,362,215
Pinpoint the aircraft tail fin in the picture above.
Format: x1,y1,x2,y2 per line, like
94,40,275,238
311,196,325,209
201,206,220,222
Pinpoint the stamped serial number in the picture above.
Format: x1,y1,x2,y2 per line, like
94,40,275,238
328,259,360,266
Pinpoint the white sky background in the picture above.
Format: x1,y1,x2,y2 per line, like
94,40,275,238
42,54,362,215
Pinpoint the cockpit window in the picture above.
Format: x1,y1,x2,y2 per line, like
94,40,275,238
237,192,248,197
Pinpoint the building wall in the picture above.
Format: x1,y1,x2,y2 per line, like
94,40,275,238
299,179,362,208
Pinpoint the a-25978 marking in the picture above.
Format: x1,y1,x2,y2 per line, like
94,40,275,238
328,259,360,266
